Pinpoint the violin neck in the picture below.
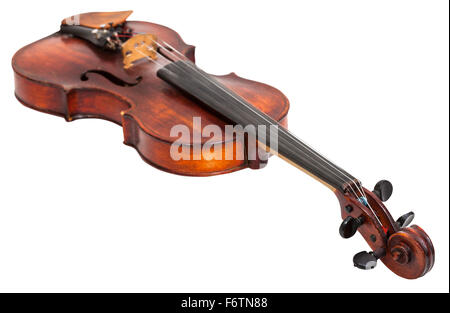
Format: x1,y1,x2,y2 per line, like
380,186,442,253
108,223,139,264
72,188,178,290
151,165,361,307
157,61,356,192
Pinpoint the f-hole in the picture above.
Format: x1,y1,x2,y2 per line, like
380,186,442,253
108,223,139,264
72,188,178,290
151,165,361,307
81,70,142,87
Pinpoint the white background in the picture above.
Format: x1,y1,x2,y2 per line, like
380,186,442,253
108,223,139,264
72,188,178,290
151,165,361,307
0,1,448,293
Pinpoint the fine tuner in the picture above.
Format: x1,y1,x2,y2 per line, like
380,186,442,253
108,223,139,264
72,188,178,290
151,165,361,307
12,11,435,279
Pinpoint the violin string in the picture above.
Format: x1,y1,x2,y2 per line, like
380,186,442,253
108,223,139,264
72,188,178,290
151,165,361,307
135,49,166,67
152,42,361,191
148,45,368,203
153,43,356,177
129,46,360,197
360,187,383,227
147,41,364,192
129,36,386,229
156,41,362,188
112,34,362,199
134,39,372,204
137,41,174,67
160,41,358,179
107,33,364,199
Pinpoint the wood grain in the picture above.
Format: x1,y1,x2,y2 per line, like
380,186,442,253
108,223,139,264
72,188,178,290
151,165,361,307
61,11,133,28
12,21,289,176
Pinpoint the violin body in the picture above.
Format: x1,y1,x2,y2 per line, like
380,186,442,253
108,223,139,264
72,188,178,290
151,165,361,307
13,11,435,280
13,21,289,176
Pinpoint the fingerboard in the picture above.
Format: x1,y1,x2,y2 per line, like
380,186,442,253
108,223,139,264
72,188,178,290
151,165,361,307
157,60,356,191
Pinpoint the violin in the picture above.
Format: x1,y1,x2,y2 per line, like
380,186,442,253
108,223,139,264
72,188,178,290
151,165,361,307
12,11,434,279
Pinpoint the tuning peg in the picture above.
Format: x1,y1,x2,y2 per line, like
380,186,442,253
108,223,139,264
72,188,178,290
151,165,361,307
353,249,386,270
353,251,379,270
396,212,415,228
373,180,393,202
339,216,364,239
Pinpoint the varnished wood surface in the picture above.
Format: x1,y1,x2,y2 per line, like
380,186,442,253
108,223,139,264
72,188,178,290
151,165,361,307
61,11,133,28
335,188,435,279
12,21,289,176
12,14,435,279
